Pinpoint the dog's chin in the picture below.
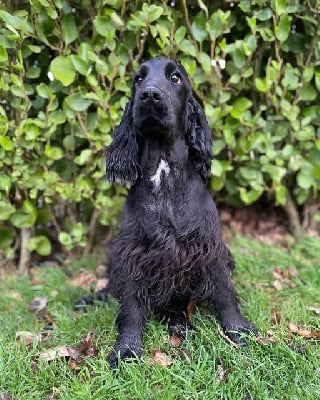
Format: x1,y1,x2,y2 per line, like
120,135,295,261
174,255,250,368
135,115,173,137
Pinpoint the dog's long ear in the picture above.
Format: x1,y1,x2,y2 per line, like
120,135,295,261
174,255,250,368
186,96,213,181
106,100,139,185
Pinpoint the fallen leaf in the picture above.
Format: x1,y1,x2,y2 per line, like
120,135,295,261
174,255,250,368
36,309,55,324
288,322,299,333
255,335,277,345
170,335,183,347
68,271,96,290
39,331,99,367
30,279,43,286
288,323,320,339
28,297,48,312
296,327,320,339
273,280,283,291
16,331,42,346
69,358,82,371
306,305,320,315
51,290,59,298
96,278,108,292
0,393,12,400
10,292,23,301
270,308,281,324
215,358,229,384
288,267,298,276
29,267,40,276
272,268,283,280
149,350,174,367
77,330,99,359
40,346,80,362
187,300,196,319
255,329,277,345
272,267,297,290
68,271,108,292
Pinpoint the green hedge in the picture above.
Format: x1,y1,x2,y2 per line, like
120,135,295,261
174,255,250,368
0,0,319,267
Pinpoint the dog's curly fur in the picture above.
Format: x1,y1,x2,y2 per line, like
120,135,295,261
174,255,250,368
75,58,257,368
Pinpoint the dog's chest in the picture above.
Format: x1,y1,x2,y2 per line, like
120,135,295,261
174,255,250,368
149,158,171,190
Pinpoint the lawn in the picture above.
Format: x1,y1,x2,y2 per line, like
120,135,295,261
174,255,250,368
0,236,319,400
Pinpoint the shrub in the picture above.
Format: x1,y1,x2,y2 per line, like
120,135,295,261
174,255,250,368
0,0,319,271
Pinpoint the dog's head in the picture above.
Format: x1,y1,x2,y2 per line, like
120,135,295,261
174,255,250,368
106,58,213,185
132,59,191,142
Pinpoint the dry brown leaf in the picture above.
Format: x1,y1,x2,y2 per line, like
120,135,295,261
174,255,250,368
149,350,174,367
288,322,299,333
255,329,277,345
272,267,298,290
272,268,283,280
69,358,82,371
30,279,43,286
170,335,183,347
36,309,55,325
0,393,12,400
288,267,298,276
68,271,97,289
77,330,99,359
270,308,281,324
255,335,277,345
16,331,42,346
10,292,23,301
306,305,320,315
29,266,40,276
296,327,320,339
288,323,320,339
187,300,196,319
51,290,59,298
96,278,108,292
39,330,99,367
273,280,283,291
215,360,229,384
40,346,80,362
28,297,48,312
68,271,108,292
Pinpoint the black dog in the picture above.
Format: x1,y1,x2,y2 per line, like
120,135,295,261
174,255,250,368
75,58,257,368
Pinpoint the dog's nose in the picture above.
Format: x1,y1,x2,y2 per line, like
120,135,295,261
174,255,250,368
140,86,162,103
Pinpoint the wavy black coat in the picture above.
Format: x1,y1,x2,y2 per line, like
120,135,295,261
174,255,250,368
75,59,257,368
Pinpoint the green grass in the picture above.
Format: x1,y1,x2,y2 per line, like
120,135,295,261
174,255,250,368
1,236,319,400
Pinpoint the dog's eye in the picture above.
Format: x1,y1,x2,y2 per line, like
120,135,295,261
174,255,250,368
135,76,144,86
170,73,181,84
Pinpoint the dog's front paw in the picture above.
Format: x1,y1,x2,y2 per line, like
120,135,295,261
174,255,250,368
108,334,143,369
222,317,257,346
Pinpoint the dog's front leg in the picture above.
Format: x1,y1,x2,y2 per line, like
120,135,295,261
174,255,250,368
108,296,147,369
212,260,257,345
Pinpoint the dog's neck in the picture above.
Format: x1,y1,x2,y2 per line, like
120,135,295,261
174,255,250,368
140,137,188,168
139,137,189,189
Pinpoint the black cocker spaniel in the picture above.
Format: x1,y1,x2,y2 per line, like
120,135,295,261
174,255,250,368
75,58,257,368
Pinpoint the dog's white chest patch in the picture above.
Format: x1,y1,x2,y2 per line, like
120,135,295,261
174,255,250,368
150,159,170,188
